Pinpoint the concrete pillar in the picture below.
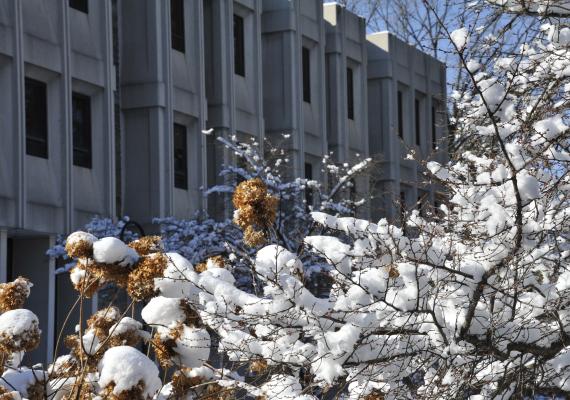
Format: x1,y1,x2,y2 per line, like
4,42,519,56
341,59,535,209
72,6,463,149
0,230,7,283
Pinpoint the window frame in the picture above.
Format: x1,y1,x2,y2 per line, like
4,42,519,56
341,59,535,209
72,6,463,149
234,14,245,77
415,97,421,146
431,103,437,150
25,77,48,159
72,92,92,169
171,0,185,52
347,67,354,120
173,123,188,190
397,90,404,138
69,0,88,13
302,46,311,103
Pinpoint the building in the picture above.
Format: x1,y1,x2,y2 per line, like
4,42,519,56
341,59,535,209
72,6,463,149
0,0,446,364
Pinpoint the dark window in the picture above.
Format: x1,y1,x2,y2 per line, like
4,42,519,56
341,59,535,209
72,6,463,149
415,98,421,146
173,123,188,189
69,0,88,13
234,15,245,76
25,78,48,158
72,93,92,168
431,105,437,150
400,191,407,228
302,47,311,103
171,0,185,52
305,162,313,208
397,90,403,138
347,67,354,120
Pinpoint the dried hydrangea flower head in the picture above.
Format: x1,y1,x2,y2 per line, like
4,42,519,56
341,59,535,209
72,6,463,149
127,252,168,301
195,255,225,273
87,237,140,288
128,236,162,256
65,231,98,259
98,346,161,400
232,178,278,247
107,317,148,348
69,261,101,298
0,309,41,354
0,277,31,313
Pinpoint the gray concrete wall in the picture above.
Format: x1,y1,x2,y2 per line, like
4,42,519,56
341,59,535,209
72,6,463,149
0,0,448,365
367,32,447,222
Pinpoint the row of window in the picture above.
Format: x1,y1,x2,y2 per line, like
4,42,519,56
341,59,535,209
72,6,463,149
302,46,355,119
171,1,357,119
25,78,92,168
397,90,440,149
27,84,186,189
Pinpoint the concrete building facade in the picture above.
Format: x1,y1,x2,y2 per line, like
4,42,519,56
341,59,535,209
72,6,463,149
0,0,446,363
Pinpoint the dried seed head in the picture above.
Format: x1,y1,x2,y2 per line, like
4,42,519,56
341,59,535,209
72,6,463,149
249,358,268,374
127,253,168,301
65,231,97,259
69,265,101,298
0,277,31,312
128,236,162,256
232,178,278,247
87,307,121,340
100,381,149,400
243,226,267,247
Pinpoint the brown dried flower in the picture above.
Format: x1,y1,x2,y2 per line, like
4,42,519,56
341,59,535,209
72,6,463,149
170,369,203,398
69,264,101,298
100,381,150,400
0,277,31,312
150,331,178,368
363,391,385,400
65,231,97,259
128,236,162,256
232,178,278,247
127,253,168,301
87,307,121,340
195,256,226,274
243,225,267,247
249,358,268,374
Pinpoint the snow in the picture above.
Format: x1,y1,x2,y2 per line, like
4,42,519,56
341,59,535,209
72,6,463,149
171,325,211,368
154,253,198,298
109,317,143,336
141,296,186,327
92,237,139,266
66,231,97,246
260,375,303,400
0,309,39,339
450,27,469,50
1,368,47,397
98,346,161,397
255,245,302,280
304,236,351,274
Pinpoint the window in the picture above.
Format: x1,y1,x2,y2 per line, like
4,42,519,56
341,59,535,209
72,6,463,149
72,93,92,168
305,162,313,208
69,0,88,13
397,90,403,138
171,0,185,52
173,123,188,189
431,105,437,150
25,78,48,158
347,67,354,120
302,47,311,103
234,15,245,76
415,98,421,146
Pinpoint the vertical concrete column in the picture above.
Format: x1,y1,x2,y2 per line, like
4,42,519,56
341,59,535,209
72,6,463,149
60,0,74,233
46,235,56,363
13,0,26,228
0,230,7,283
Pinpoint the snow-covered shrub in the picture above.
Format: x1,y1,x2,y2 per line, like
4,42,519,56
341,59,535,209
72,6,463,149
7,1,569,398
